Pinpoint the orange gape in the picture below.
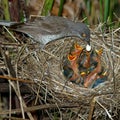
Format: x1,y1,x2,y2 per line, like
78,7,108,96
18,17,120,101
71,43,83,57
67,54,80,81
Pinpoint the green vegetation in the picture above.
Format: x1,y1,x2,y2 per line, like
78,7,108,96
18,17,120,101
0,0,119,26
41,0,54,16
58,0,65,16
2,0,10,20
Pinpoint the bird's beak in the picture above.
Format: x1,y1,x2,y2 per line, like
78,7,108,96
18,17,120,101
68,54,77,61
87,39,90,45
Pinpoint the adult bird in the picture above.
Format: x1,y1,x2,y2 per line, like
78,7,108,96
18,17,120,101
1,16,90,48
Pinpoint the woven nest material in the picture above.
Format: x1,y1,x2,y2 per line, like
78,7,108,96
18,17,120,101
0,26,120,119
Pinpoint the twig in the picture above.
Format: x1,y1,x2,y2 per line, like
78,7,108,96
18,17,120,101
113,27,120,33
88,97,96,120
3,26,18,42
0,75,34,84
78,114,86,120
9,80,12,119
42,49,60,60
2,116,29,120
0,103,80,115
95,97,113,120
1,47,34,120
14,44,28,118
111,29,116,94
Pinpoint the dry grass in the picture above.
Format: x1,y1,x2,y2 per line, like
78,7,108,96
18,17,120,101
0,24,120,120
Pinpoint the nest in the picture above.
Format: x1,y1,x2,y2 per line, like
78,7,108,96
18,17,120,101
0,26,120,119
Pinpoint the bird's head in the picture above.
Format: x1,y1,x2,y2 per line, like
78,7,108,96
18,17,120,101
70,43,83,56
74,43,83,51
71,22,90,45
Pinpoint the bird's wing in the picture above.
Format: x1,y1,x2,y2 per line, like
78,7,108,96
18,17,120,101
16,16,68,36
14,16,70,46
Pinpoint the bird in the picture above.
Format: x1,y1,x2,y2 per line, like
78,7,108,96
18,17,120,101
63,43,83,83
88,70,107,88
83,50,102,88
91,75,107,88
70,43,83,57
0,20,23,27
63,65,74,80
95,48,103,56
78,50,95,80
79,46,102,70
4,16,90,48
79,50,91,69
67,54,80,82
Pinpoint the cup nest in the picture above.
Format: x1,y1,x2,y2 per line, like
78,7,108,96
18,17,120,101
1,26,120,119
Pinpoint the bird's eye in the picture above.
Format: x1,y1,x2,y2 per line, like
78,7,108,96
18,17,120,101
81,33,86,38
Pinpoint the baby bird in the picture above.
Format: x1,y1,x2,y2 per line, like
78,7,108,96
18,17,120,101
79,50,91,69
91,74,107,88
63,65,74,79
63,43,83,83
84,48,103,88
67,54,80,82
70,43,83,57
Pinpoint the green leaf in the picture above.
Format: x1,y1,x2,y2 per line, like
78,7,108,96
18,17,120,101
2,0,10,20
41,0,54,16
104,0,110,22
58,0,65,16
